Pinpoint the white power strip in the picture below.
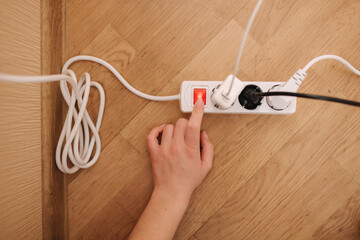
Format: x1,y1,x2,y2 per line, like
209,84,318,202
180,80,296,115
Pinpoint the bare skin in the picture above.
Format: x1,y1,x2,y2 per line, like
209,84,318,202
128,98,214,240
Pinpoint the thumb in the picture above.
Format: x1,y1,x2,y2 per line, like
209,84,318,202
200,131,214,172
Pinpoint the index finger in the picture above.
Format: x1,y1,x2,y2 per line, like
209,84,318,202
185,98,204,147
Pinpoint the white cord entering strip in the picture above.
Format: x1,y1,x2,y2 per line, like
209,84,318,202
63,55,180,101
0,56,180,174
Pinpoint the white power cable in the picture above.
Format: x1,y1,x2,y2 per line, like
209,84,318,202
0,56,180,174
268,55,360,110
303,55,360,76
63,55,180,101
0,70,104,174
225,0,264,97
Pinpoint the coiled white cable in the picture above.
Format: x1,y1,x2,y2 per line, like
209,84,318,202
0,55,180,174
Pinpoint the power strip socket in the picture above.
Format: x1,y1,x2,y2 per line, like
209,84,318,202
180,81,296,114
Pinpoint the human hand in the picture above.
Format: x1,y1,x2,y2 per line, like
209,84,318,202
147,98,214,203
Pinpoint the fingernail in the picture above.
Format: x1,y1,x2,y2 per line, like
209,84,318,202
195,97,203,107
203,130,208,139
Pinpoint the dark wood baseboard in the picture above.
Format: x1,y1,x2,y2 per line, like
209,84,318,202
41,0,68,239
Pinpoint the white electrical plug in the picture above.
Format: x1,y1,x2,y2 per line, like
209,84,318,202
210,75,245,110
267,69,306,110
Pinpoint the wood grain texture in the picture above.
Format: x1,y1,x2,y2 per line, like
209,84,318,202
0,0,42,239
313,190,360,239
66,0,360,239
41,0,68,239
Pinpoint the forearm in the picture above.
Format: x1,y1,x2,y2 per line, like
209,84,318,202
128,190,190,240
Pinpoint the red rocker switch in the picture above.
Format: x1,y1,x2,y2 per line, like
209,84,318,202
193,88,206,105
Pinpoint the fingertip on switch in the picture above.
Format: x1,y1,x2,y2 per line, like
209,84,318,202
194,88,206,105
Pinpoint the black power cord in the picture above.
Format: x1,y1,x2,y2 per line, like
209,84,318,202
254,91,360,108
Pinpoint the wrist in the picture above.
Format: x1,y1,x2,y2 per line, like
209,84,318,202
151,188,191,211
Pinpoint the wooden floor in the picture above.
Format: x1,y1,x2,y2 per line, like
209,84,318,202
66,0,360,239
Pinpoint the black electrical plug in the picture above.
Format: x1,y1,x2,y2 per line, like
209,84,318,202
238,85,263,110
